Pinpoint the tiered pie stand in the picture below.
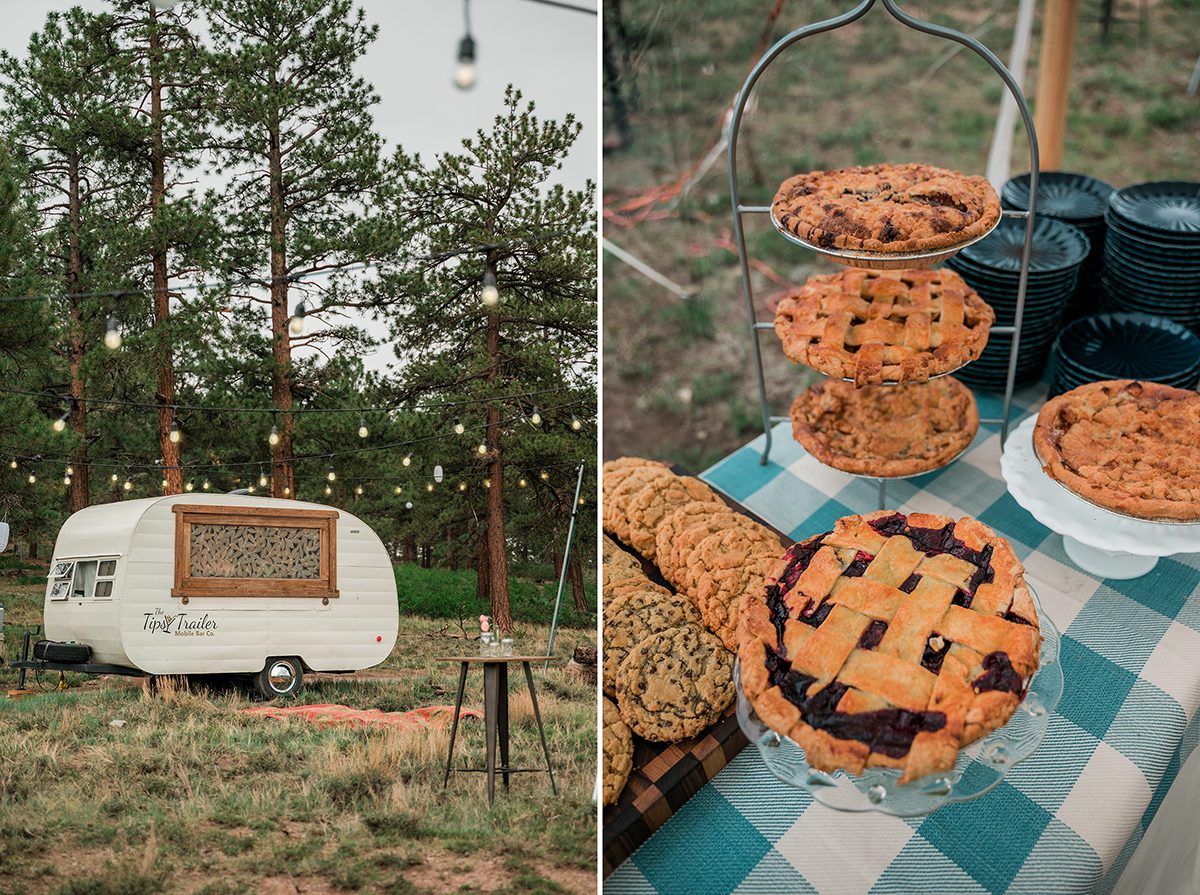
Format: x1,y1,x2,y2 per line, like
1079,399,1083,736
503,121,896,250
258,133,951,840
1001,416,1200,579
728,0,1041,511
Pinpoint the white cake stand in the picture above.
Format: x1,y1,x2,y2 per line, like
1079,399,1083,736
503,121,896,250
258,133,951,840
1001,415,1200,579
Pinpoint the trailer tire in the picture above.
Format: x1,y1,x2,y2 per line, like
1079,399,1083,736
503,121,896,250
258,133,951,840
254,657,304,700
33,640,91,664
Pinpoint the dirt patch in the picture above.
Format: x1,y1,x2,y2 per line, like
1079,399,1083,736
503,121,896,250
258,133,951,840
406,851,512,893
255,876,340,895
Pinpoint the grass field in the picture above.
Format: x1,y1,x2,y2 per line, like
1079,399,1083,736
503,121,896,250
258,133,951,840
602,0,1200,468
0,571,597,895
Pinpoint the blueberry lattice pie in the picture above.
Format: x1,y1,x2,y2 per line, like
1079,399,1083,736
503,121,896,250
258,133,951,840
739,510,1040,783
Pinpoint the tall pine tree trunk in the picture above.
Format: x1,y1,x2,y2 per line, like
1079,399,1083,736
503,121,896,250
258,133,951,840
66,156,88,513
149,13,181,495
571,551,586,612
475,530,489,603
267,120,295,498
485,306,513,632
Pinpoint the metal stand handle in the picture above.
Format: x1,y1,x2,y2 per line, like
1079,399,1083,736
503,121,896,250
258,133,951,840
728,0,1039,471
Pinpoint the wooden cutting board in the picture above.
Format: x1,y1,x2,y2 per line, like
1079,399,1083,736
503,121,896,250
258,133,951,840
602,473,790,877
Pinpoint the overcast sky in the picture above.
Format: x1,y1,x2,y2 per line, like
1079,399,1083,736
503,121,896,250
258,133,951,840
0,0,598,370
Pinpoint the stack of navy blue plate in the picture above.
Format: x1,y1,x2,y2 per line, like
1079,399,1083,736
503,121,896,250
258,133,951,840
947,216,1089,390
1050,312,1200,396
1001,171,1113,319
1102,181,1200,331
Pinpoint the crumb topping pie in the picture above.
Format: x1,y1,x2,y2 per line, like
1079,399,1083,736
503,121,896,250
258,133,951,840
774,268,994,386
772,163,1002,254
739,510,1040,783
791,377,978,477
1033,379,1200,521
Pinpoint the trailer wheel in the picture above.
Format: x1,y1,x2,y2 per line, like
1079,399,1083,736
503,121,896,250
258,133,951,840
254,657,304,700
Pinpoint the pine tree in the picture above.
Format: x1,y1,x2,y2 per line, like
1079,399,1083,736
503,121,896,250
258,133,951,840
206,0,387,498
374,88,597,632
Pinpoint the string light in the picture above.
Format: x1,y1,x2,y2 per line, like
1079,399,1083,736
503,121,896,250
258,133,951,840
27,473,36,484
63,474,71,486
405,501,413,509
354,484,364,496
104,315,122,350
453,417,465,435
530,406,542,426
53,409,69,432
402,454,412,467
258,467,269,488
458,481,467,492
358,417,369,438
433,464,444,483
110,473,119,483
247,484,255,494
324,484,332,496
483,477,491,488
288,300,307,336
393,485,402,495
202,479,211,491
571,415,582,431
454,0,476,90
518,476,528,488
169,418,182,444
123,478,133,491
539,470,550,481
185,481,194,491
480,267,499,307
283,486,291,496
8,459,15,469
162,478,169,490
426,483,434,492
327,466,337,482
66,465,74,476
579,496,586,506
477,442,487,455
268,424,280,446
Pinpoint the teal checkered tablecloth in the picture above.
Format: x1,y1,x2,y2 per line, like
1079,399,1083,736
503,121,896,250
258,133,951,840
606,389,1200,895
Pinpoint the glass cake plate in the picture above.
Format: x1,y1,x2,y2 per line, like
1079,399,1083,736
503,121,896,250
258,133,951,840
769,207,1001,271
734,583,1062,817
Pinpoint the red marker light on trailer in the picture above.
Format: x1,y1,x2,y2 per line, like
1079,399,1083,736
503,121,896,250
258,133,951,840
376,635,382,642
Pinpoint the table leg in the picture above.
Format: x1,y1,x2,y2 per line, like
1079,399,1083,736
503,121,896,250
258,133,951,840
443,662,469,788
523,662,557,796
498,662,510,791
484,662,500,807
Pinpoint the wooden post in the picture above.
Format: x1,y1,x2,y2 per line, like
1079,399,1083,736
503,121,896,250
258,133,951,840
1034,0,1080,170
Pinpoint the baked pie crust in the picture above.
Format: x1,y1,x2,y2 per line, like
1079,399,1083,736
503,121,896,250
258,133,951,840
772,163,1001,254
1033,379,1200,521
738,510,1040,783
774,268,994,386
791,377,978,477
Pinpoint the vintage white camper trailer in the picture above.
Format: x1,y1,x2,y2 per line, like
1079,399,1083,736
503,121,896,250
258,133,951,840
25,494,398,698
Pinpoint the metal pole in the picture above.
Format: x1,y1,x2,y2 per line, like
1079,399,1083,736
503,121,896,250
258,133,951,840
545,461,586,670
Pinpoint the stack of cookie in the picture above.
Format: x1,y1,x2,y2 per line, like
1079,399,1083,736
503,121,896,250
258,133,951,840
601,457,784,805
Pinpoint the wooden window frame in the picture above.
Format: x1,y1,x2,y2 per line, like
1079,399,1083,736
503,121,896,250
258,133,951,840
172,504,339,600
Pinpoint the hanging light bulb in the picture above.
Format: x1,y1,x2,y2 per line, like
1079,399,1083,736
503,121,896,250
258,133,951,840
327,466,337,482
454,0,476,93
8,458,16,469
393,485,402,495
324,484,332,496
579,496,586,506
530,406,542,427
358,417,369,439
288,299,307,336
111,473,119,483
433,464,444,483
67,465,74,476
63,474,72,486
539,470,550,481
426,483,434,492
402,454,412,467
518,476,528,488
162,478,169,490
185,480,194,492
168,418,182,444
247,484,255,494
480,267,499,307
405,501,413,510
202,479,211,491
571,415,582,432
104,315,122,350
258,467,269,488
458,481,467,492
477,442,488,455
283,486,291,496
355,484,364,496
123,478,133,491
453,417,465,435
53,409,69,432
483,477,491,488
268,424,280,446
27,473,36,484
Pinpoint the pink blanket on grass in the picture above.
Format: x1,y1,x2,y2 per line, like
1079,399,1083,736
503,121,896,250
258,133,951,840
240,703,481,730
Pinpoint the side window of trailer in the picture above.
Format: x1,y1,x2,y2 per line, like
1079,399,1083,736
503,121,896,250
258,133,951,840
53,558,116,600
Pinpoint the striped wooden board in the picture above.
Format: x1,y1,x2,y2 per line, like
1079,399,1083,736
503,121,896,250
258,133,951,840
602,473,790,877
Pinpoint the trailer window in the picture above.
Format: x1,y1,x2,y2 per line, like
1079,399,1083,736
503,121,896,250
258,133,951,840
73,561,97,598
172,504,339,600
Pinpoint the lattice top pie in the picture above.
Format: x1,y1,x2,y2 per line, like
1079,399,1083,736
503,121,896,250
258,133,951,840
1033,379,1200,521
739,510,1040,783
772,163,1001,253
774,268,994,386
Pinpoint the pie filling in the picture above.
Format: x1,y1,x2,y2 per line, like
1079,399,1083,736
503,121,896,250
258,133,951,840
760,512,1029,759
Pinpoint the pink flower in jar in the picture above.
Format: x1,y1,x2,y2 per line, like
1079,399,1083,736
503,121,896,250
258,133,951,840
479,614,490,633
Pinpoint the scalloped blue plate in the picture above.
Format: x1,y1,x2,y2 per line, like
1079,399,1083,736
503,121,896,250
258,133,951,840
1108,181,1200,236
1002,171,1114,222
957,217,1090,274
1055,313,1200,382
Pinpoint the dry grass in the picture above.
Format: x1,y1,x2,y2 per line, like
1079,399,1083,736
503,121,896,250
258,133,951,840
0,582,597,894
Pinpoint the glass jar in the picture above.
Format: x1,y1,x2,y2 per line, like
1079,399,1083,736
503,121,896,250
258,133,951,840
500,637,514,657
479,630,495,656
